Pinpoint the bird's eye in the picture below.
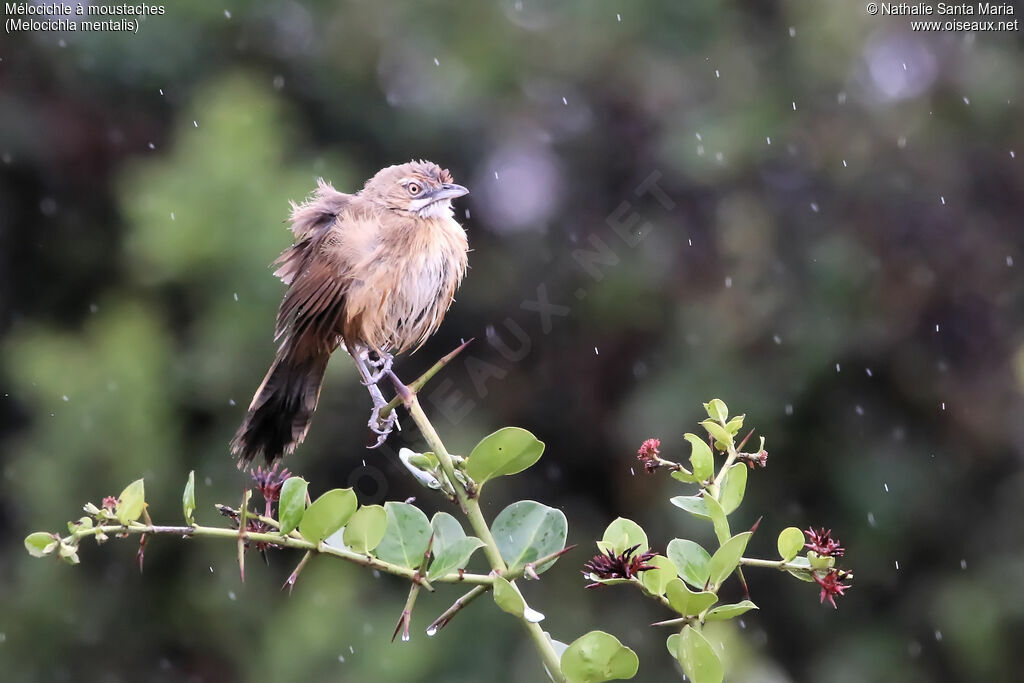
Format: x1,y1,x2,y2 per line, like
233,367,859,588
408,183,421,195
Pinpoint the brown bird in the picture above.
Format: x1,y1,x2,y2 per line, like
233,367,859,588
231,160,469,464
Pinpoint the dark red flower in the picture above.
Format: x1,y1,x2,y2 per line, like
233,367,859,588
583,544,657,588
252,464,291,503
637,438,662,473
804,528,845,557
814,569,851,608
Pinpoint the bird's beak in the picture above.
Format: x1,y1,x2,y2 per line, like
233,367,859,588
430,183,469,200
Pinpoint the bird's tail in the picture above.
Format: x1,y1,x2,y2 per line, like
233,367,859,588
231,350,329,465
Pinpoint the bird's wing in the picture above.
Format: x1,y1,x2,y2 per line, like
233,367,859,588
273,179,352,286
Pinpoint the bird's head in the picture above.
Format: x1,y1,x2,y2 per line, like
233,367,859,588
363,160,469,219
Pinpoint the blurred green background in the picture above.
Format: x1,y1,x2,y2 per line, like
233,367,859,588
1,1,1022,681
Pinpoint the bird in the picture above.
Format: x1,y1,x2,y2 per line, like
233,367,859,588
231,160,470,465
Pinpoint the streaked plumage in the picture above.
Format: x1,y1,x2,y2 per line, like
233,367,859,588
231,161,469,464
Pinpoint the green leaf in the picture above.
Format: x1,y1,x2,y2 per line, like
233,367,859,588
598,517,648,555
68,517,93,533
182,470,196,526
25,532,58,558
665,579,717,616
492,576,543,622
342,504,387,554
666,633,680,658
786,556,816,582
677,625,723,683
703,399,729,422
465,427,545,486
670,469,700,484
428,512,484,579
724,415,745,435
666,538,711,589
684,433,714,481
640,555,677,596
116,478,145,525
708,532,752,588
704,600,758,622
807,550,835,570
491,500,567,574
278,477,308,534
669,495,710,521
374,501,432,569
700,420,733,450
704,495,731,544
561,631,639,683
719,463,747,514
298,488,357,544
777,527,804,562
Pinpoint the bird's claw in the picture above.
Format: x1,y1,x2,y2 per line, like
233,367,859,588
361,352,394,385
368,405,398,448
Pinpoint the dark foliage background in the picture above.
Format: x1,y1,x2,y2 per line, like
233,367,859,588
1,1,1022,681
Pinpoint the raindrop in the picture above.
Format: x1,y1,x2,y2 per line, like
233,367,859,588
228,591,237,600
349,645,355,654
1006,256,1014,267
941,402,946,411
940,196,945,205
902,62,907,71
897,136,907,149
810,202,819,213
696,145,705,156
594,346,599,355
224,9,231,19
837,91,847,104
1011,150,1016,159
426,625,438,637
835,363,841,373
159,88,164,96
865,367,873,377
725,276,733,288
338,655,346,662
147,142,155,150
883,483,889,492
562,96,568,105
616,13,621,21
228,399,236,406
773,335,782,344
715,151,724,162
233,292,239,301
433,57,440,66
170,212,176,221
58,39,66,48
630,467,635,476
792,101,797,111
465,208,471,219
855,405,864,416
895,560,900,570
785,404,794,416
687,238,692,246
963,96,970,105
960,559,967,569
193,120,198,128
205,477,212,486
788,26,796,37
935,324,940,332
935,630,942,641
273,75,285,90
89,303,99,313
842,159,848,167
493,171,499,180
766,136,771,145
867,512,876,527
209,566,214,573
62,395,69,402
401,632,410,642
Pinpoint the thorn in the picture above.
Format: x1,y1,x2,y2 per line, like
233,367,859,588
736,428,755,451
137,533,147,574
282,551,313,595
749,515,763,535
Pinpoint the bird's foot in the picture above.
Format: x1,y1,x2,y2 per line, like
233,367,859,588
361,352,394,385
368,404,398,448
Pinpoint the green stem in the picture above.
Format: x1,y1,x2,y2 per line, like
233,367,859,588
403,394,565,682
